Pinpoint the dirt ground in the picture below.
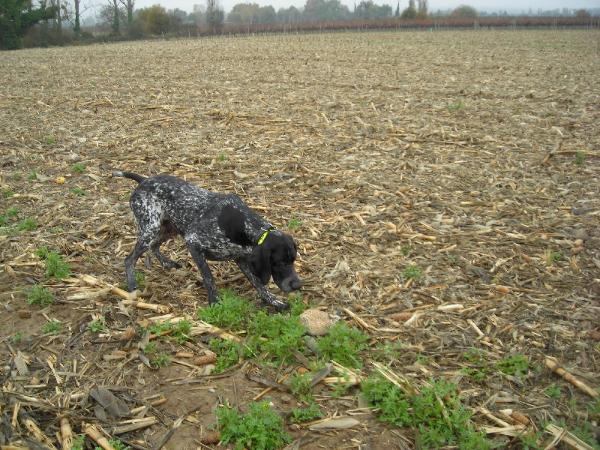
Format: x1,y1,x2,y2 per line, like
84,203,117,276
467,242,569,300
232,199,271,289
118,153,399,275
1,29,599,449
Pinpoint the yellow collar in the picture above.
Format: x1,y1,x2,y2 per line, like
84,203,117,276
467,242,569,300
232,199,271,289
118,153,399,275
257,227,275,245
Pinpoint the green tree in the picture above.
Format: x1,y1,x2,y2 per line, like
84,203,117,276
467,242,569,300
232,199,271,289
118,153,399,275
0,0,56,49
355,0,392,19
277,6,301,23
400,0,417,18
137,5,170,34
303,0,350,22
450,4,478,18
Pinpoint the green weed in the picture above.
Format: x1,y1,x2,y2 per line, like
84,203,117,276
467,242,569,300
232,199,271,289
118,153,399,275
316,321,368,368
198,289,255,331
497,354,530,377
545,250,563,266
575,151,586,165
150,353,171,368
36,247,71,280
143,342,158,354
447,100,465,112
2,189,15,198
120,270,145,290
71,187,86,196
72,163,86,173
148,320,191,344
27,170,38,181
45,136,56,145
571,423,600,450
72,435,85,450
290,402,323,423
402,264,422,281
217,152,228,162
42,320,61,334
362,377,491,449
287,218,302,230
209,338,240,373
26,284,54,307
372,341,403,362
94,439,130,450
17,218,37,231
519,432,543,450
217,401,291,450
461,367,489,383
11,331,23,344
290,372,313,403
0,207,18,226
246,311,306,365
88,319,106,334
544,384,561,399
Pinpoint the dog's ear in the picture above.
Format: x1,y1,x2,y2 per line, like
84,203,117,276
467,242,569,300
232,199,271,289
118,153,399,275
249,244,271,285
218,205,252,246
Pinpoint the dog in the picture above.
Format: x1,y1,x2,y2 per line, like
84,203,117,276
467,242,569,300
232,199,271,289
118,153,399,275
113,170,302,310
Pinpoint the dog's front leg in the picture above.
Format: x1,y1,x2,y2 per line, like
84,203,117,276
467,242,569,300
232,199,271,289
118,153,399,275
237,260,289,311
186,242,219,305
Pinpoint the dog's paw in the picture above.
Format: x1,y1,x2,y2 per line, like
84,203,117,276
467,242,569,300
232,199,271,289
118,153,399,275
262,294,289,312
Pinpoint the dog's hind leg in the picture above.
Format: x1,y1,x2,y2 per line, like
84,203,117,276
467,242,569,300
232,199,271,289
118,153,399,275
150,221,181,269
125,239,151,291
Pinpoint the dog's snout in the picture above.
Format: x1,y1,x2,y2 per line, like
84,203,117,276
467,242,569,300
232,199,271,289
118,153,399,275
290,278,302,291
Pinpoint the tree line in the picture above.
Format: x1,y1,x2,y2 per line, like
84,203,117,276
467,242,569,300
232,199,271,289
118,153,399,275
1,1,596,50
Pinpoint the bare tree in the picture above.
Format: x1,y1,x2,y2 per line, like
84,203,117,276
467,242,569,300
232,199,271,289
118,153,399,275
205,0,224,33
119,0,134,26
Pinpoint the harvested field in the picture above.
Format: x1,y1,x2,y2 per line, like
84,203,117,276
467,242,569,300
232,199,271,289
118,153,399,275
1,29,600,449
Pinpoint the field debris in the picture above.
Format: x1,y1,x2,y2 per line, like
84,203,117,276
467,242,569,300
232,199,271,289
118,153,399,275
1,29,599,449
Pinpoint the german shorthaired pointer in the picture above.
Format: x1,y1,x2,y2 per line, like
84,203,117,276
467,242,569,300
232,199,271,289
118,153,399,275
113,170,302,310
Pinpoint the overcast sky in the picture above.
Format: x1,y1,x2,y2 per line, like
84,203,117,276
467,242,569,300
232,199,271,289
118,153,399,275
129,0,599,13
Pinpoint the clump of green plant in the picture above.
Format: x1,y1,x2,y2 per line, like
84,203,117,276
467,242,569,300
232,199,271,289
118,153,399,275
45,136,56,145
88,319,106,334
519,432,543,450
217,401,291,450
290,402,323,423
571,423,600,450
148,319,191,344
198,289,255,331
17,218,37,231
0,207,18,226
36,247,71,280
71,187,86,196
362,377,491,449
11,332,24,344
316,321,368,368
2,188,15,198
589,398,600,417
545,250,563,266
28,170,38,181
287,218,302,230
42,320,61,334
26,284,54,307
447,100,465,112
217,152,228,162
245,312,307,365
143,342,158,355
497,354,530,377
72,163,86,173
544,384,561,399
72,435,85,450
373,341,403,362
461,367,489,383
575,151,586,166
402,264,422,281
288,293,307,316
290,372,313,403
210,338,240,373
150,352,171,368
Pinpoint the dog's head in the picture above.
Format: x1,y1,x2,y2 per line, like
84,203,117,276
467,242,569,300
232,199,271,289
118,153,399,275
249,231,302,293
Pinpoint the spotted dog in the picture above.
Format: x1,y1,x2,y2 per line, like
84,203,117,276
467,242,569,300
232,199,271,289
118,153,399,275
112,171,302,310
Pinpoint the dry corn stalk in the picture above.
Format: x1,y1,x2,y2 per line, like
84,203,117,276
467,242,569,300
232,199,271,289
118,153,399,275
545,356,598,398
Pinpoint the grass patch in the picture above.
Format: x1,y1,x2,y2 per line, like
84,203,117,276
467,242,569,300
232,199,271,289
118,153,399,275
362,377,492,449
245,311,306,365
402,264,422,281
447,100,465,112
217,401,291,450
119,270,145,290
544,384,561,399
26,284,54,307
11,332,23,344
545,250,563,266
72,162,86,173
497,354,530,377
150,352,171,368
42,320,61,334
71,187,86,196
148,319,192,344
575,151,586,165
290,372,313,403
36,247,72,280
17,218,37,231
2,188,15,198
287,218,302,230
198,289,255,331
316,321,368,368
290,402,323,423
27,170,38,181
88,319,106,334
209,338,240,373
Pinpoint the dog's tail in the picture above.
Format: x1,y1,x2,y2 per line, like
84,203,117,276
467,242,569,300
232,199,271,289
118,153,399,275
112,170,146,184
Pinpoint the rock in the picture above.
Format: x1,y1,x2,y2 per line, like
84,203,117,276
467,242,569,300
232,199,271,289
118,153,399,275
299,309,335,336
17,309,31,319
